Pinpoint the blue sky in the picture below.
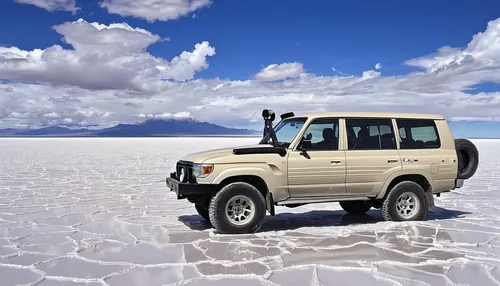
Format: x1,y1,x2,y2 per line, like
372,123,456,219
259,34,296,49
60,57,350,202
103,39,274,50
3,0,499,79
1,0,500,137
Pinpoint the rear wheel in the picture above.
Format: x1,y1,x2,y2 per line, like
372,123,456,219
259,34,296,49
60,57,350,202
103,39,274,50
208,182,266,234
381,181,428,221
339,201,372,214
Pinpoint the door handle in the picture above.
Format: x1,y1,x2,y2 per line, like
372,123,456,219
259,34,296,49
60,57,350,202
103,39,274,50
331,160,341,165
388,159,399,163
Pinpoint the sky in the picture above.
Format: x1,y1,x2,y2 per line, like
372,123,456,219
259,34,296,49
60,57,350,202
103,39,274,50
0,0,500,138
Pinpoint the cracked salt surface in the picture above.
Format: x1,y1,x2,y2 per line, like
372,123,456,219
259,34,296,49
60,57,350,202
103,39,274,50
0,138,499,286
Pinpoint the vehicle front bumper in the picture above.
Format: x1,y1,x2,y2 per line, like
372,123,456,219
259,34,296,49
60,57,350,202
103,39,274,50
165,172,219,199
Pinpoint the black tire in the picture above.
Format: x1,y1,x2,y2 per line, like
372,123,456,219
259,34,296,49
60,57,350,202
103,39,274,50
208,182,266,234
381,181,428,222
455,138,479,180
195,204,210,220
339,201,372,214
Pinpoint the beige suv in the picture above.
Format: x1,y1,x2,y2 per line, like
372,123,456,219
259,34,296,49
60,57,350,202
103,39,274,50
166,109,479,234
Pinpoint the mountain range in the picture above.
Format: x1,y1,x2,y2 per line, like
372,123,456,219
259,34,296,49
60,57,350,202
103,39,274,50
0,118,261,137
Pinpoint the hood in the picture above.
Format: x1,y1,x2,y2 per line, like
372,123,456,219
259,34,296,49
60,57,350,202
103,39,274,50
181,144,275,164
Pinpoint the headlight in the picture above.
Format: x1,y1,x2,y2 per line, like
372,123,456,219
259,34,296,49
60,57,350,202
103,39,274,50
178,166,187,182
192,163,214,178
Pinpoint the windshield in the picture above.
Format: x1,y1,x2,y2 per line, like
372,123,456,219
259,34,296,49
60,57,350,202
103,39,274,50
273,117,307,148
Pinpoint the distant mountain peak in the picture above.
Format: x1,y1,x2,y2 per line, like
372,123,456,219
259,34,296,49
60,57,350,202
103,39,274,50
140,117,200,124
0,117,259,137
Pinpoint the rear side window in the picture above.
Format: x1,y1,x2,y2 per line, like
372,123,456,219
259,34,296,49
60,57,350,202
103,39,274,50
396,119,440,149
346,118,397,150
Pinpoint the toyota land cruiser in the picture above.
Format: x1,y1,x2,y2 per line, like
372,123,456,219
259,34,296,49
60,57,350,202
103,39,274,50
166,109,479,234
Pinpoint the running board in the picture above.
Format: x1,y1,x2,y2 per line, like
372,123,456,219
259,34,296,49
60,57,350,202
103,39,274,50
276,196,370,205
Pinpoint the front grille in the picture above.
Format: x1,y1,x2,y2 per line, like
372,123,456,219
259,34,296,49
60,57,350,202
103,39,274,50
176,161,196,183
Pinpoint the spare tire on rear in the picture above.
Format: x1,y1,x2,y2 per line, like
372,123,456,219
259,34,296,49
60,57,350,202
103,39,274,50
455,138,479,180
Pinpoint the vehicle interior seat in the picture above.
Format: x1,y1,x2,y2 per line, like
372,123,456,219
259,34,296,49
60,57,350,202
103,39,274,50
357,128,378,149
380,133,396,149
315,127,338,150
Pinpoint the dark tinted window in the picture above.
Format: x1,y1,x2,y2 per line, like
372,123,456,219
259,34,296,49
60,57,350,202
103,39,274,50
346,118,396,150
396,119,440,149
300,118,339,151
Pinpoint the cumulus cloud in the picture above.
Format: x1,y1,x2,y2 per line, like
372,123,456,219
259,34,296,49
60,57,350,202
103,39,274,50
100,0,212,22
159,41,215,81
2,18,500,129
172,111,192,118
254,62,304,81
0,19,215,91
15,0,78,13
53,19,162,54
405,46,463,72
43,112,60,118
404,18,500,88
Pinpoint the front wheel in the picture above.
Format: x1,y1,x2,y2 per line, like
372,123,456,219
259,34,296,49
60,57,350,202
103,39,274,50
339,201,372,214
208,182,266,234
381,181,428,221
195,204,210,220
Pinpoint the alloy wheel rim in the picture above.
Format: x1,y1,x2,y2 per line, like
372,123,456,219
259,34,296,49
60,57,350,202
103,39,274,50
396,192,420,219
225,195,255,225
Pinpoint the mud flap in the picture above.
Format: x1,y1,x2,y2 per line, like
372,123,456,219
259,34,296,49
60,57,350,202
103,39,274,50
266,192,275,216
425,187,435,213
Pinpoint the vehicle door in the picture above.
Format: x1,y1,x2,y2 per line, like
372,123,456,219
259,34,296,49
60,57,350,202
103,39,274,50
287,118,346,197
395,119,452,190
344,118,402,196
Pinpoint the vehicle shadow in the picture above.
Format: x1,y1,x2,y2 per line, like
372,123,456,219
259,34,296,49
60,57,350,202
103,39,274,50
177,206,471,232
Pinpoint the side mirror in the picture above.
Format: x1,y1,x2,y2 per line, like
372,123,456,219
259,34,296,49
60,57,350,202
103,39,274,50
298,140,312,158
298,140,312,150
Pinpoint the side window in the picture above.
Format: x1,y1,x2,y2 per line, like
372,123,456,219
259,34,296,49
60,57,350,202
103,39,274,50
300,118,339,151
396,119,440,149
346,118,397,150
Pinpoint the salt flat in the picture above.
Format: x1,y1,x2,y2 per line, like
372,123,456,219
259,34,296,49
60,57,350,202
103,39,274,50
0,138,499,286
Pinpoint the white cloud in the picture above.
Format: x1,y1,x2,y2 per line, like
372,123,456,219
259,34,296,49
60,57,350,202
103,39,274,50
254,62,304,81
43,112,60,118
449,116,500,122
137,111,191,119
54,19,162,54
405,46,462,71
154,112,173,118
15,0,78,13
159,41,215,81
173,111,191,118
360,70,381,80
0,19,215,91
404,18,500,89
375,63,382,70
332,66,348,76
2,18,500,129
100,0,212,22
